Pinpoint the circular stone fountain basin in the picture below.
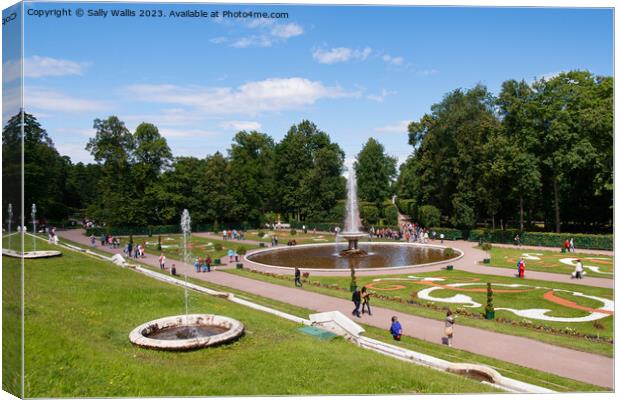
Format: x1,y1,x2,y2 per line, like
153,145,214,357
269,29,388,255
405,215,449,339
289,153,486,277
247,242,461,270
129,314,244,351
2,249,62,258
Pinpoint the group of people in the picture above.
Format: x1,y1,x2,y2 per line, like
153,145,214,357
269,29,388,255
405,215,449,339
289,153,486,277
193,255,213,273
368,226,401,240
222,229,245,241
564,238,576,253
400,222,434,244
351,286,372,317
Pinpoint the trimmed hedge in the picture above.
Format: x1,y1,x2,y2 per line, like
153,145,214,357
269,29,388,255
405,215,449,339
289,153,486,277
429,227,464,240
383,202,399,226
85,223,245,237
469,229,612,251
289,221,341,232
395,198,417,219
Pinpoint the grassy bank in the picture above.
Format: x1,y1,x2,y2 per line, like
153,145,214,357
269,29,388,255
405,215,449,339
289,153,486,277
18,239,497,397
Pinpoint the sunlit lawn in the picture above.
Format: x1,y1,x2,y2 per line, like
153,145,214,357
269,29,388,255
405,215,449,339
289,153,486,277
488,247,613,279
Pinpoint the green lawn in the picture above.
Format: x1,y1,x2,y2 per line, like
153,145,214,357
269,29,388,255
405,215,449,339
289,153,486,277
488,247,613,279
111,234,261,263
2,235,22,397
13,239,500,397
225,268,613,357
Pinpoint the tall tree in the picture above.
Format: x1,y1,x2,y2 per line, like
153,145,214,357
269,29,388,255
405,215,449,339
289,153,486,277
228,131,275,224
354,138,397,206
275,120,345,221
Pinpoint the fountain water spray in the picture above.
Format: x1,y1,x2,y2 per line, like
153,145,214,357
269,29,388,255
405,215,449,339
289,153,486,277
339,168,367,256
31,204,37,251
180,209,191,322
7,203,12,250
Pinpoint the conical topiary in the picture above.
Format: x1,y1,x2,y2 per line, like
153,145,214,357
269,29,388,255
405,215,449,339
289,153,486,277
485,282,495,319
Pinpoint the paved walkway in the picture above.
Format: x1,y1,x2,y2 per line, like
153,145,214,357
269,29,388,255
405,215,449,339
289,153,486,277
58,229,613,388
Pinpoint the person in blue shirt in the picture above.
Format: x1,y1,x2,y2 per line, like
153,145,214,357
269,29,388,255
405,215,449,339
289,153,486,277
390,316,402,341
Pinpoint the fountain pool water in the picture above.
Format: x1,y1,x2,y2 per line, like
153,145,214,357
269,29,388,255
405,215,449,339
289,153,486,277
129,314,244,351
245,167,462,270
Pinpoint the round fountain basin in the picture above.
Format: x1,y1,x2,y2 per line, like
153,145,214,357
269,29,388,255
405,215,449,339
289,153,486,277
129,314,244,351
247,242,461,270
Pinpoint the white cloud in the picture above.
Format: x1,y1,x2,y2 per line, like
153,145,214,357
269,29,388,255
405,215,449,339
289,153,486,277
313,47,372,64
54,127,95,138
271,23,303,38
367,88,396,103
126,77,359,116
25,87,108,113
231,35,274,48
376,120,411,134
55,142,94,164
213,21,303,48
122,108,205,127
209,36,228,44
382,54,404,66
219,120,262,131
158,128,220,138
4,56,89,82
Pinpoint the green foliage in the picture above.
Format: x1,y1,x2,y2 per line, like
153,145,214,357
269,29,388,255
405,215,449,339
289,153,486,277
418,205,441,228
257,230,265,238
214,243,223,251
354,138,397,205
443,247,456,258
395,198,417,220
236,246,247,255
290,229,297,236
383,202,399,226
274,120,346,223
480,243,493,251
430,227,463,240
360,204,379,225
485,282,494,315
469,229,612,250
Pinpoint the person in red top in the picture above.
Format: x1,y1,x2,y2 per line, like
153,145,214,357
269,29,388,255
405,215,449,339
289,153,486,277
564,239,570,252
518,258,525,278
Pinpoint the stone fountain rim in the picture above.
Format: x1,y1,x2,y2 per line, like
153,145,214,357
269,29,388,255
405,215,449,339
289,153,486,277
244,241,464,272
129,313,244,350
2,249,62,259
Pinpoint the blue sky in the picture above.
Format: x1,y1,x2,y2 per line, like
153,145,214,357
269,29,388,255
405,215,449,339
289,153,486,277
3,2,614,167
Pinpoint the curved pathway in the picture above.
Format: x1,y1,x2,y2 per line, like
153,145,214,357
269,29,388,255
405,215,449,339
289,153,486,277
58,229,613,388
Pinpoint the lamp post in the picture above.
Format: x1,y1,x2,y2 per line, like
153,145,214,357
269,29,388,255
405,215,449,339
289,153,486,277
31,203,37,251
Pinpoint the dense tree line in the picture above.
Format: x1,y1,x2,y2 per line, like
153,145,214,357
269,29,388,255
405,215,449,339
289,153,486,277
396,71,613,232
3,70,612,233
2,113,346,227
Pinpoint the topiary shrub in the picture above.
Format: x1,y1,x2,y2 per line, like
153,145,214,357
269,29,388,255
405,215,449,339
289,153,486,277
214,243,223,251
290,229,297,236
480,242,492,251
237,246,247,255
485,282,495,319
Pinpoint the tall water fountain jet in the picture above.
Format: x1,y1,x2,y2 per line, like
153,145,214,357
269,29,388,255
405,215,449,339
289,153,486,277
31,204,37,251
7,203,12,250
181,209,191,320
339,168,367,256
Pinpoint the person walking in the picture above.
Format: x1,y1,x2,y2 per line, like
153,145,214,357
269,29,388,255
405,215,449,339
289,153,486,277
514,234,521,247
390,316,402,341
361,286,372,315
294,267,302,287
158,253,166,270
569,238,575,253
574,259,584,279
518,257,525,278
444,310,456,346
205,255,212,272
351,288,362,318
564,239,570,253
90,234,96,247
